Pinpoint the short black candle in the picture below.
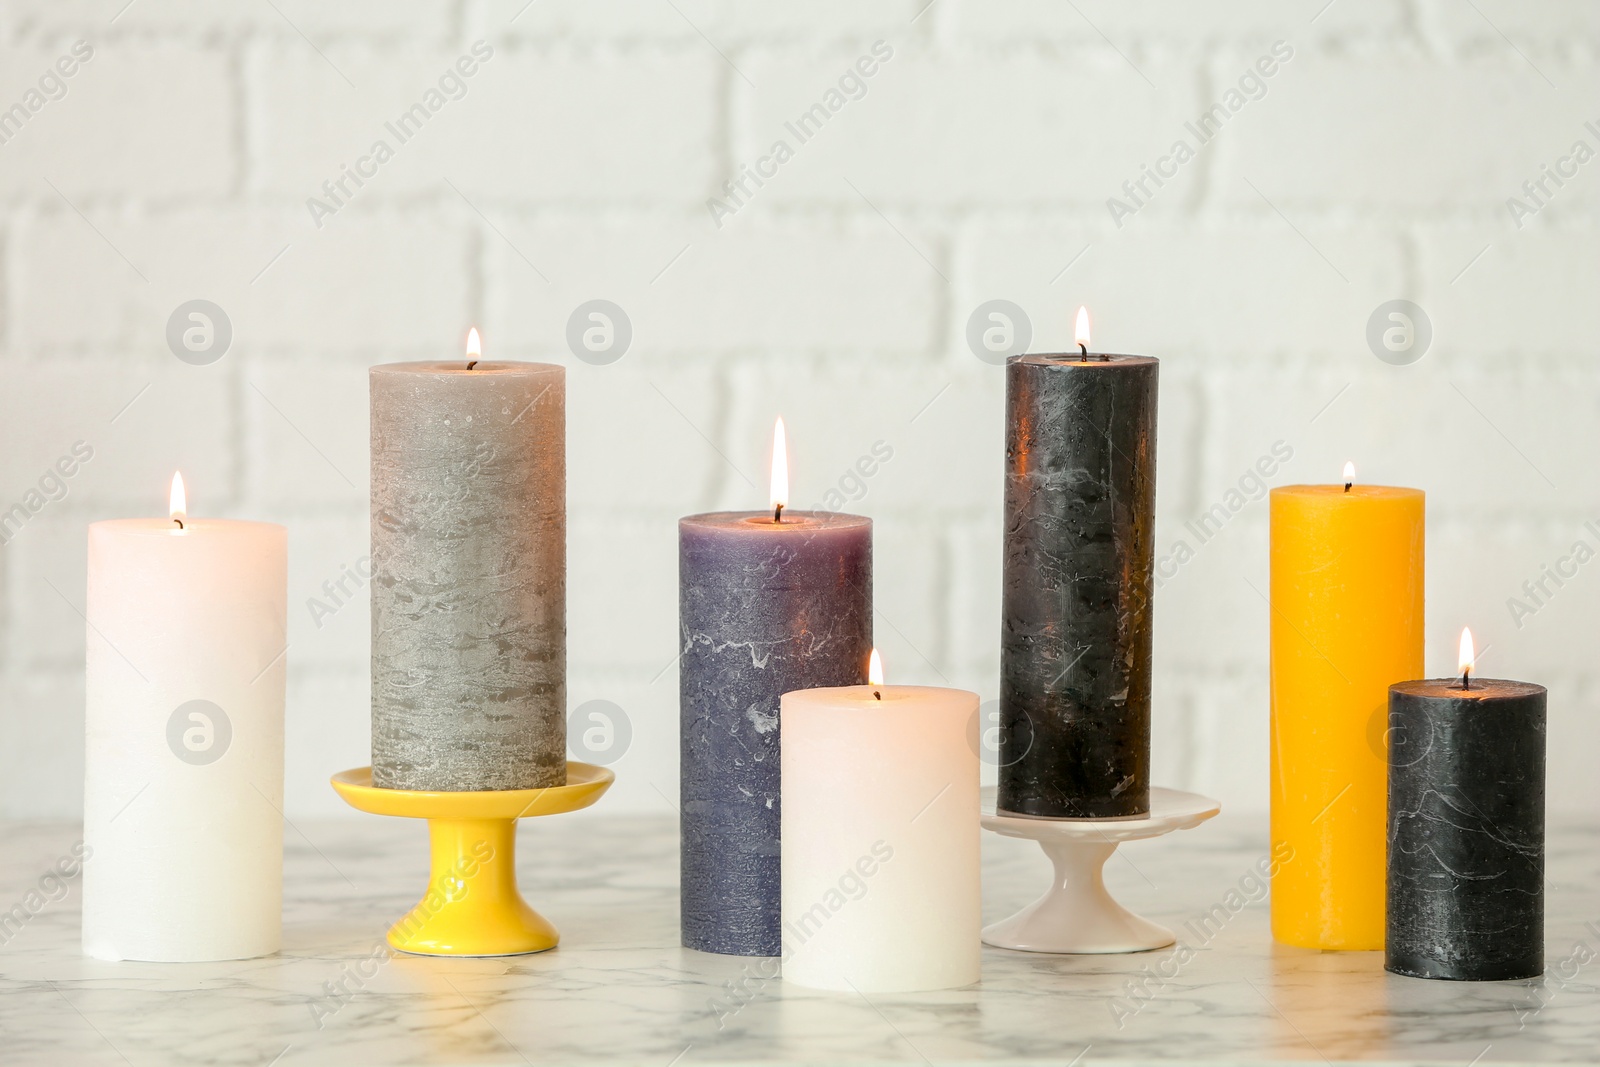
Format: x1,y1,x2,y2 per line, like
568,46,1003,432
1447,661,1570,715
999,352,1157,818
1386,677,1546,981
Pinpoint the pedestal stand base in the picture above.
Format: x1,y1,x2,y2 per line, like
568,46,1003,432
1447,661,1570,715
331,761,613,957
982,786,1220,954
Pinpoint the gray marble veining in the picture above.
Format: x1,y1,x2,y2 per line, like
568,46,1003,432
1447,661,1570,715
1,815,1596,1066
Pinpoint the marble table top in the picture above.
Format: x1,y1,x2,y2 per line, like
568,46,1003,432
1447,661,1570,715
1,811,1596,1066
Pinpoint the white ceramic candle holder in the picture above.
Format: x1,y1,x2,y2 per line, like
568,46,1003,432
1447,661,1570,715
981,786,1220,954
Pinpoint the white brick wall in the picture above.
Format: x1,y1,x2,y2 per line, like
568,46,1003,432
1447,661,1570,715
1,0,1596,820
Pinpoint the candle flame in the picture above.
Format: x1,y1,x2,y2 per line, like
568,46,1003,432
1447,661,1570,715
1342,461,1355,484
169,471,187,523
868,648,884,687
1074,306,1091,350
1458,627,1475,680
770,417,788,515
466,327,482,360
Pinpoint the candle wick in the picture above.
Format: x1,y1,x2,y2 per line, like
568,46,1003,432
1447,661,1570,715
466,360,478,370
1344,481,1352,493
172,518,184,530
1079,343,1088,358
773,503,784,523
873,690,881,701
1461,671,1470,691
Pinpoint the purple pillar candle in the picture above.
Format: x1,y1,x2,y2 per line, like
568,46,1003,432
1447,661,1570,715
679,510,871,956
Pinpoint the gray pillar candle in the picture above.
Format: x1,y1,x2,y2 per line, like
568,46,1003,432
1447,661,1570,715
370,358,565,792
999,350,1158,819
1387,670,1546,982
680,511,871,956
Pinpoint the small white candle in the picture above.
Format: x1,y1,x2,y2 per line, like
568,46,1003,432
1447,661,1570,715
83,474,287,962
780,652,980,992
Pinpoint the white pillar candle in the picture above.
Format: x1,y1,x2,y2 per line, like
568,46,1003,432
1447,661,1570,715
83,474,287,962
780,657,980,992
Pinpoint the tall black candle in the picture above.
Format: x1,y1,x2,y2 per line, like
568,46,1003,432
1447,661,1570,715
1387,672,1546,981
679,511,871,956
999,346,1158,819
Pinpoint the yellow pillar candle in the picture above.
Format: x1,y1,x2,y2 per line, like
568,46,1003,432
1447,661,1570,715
1269,472,1423,950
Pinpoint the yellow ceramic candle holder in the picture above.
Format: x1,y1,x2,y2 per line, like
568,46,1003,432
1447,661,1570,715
330,761,613,957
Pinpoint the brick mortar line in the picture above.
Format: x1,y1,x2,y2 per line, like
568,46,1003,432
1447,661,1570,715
8,27,1599,59
7,197,1599,224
